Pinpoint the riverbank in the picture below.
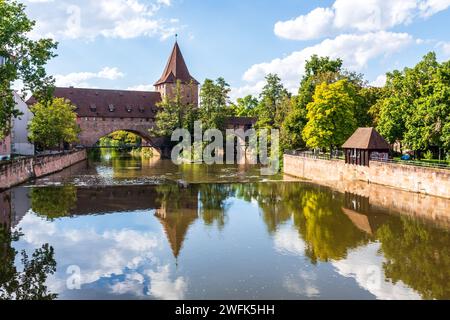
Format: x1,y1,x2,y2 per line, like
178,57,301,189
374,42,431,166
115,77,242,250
284,154,450,199
0,149,87,190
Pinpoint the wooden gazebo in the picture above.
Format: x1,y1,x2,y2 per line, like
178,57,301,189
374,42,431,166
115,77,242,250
342,128,390,166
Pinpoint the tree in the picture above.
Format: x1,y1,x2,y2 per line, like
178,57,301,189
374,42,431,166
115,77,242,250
302,80,357,152
199,77,231,131
230,95,258,117
28,98,80,150
377,52,450,156
0,0,57,139
255,74,290,129
152,80,196,137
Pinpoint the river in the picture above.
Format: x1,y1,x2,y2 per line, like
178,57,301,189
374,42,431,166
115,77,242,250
0,150,449,300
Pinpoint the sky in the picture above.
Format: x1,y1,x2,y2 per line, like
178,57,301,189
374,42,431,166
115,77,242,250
19,0,450,101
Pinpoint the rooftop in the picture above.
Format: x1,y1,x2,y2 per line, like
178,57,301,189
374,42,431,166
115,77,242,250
342,127,390,150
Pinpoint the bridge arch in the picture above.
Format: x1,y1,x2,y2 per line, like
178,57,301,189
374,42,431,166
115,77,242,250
77,117,168,156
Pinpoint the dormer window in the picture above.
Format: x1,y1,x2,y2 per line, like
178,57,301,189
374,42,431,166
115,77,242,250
126,105,133,113
89,103,97,112
108,104,115,112
138,106,145,113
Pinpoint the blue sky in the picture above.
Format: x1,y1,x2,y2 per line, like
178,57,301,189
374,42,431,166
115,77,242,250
21,0,450,101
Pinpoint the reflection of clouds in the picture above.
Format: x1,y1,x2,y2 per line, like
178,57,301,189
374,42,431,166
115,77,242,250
147,265,188,300
283,271,320,298
332,243,421,300
273,225,305,256
15,213,188,299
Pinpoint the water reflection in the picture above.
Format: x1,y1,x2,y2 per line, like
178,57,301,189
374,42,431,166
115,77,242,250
3,181,447,300
0,190,57,300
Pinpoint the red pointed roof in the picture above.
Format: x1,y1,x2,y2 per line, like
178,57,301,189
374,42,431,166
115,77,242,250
154,41,199,86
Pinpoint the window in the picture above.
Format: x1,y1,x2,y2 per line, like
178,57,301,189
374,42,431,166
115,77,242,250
108,104,115,112
138,106,145,113
126,105,133,113
89,104,97,112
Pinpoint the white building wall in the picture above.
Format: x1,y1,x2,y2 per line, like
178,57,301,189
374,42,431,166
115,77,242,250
11,92,35,156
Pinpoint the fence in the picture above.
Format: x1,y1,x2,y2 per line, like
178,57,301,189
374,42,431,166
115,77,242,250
286,150,450,170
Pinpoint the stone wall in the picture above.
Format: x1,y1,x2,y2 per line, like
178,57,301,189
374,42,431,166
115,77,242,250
284,154,450,199
0,149,87,190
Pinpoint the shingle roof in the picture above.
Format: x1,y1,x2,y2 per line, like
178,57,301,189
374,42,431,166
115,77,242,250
27,87,161,118
154,41,199,86
342,127,390,150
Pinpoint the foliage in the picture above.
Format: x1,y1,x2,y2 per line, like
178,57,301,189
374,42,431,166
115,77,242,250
152,80,197,137
28,98,80,149
254,74,290,129
99,130,141,147
302,80,357,151
229,95,258,117
377,52,450,154
199,77,231,131
0,0,57,139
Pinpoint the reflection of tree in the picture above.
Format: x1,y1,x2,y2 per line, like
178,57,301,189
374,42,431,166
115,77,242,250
0,226,57,300
234,183,296,234
198,184,233,229
234,182,370,264
294,190,370,264
31,186,77,219
376,217,450,300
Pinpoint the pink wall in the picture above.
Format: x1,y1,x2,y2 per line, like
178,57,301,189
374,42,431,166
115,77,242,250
0,150,87,190
0,134,11,158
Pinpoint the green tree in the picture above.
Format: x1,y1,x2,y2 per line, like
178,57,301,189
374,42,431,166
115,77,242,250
377,52,450,155
199,77,231,131
28,98,80,150
302,80,357,152
230,95,258,117
255,74,290,129
152,80,197,137
0,0,57,138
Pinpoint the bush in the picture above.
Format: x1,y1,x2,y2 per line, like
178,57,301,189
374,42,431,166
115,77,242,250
423,150,434,160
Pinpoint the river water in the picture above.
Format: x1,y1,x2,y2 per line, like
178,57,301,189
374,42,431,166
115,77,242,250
1,150,449,300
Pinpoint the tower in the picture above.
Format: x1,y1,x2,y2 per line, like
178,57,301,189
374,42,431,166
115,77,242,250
154,41,199,106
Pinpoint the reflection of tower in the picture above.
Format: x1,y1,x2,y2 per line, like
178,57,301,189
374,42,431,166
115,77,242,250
155,190,199,259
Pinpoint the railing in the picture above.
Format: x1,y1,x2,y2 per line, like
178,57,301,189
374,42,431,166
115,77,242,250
371,158,450,170
285,150,344,160
286,150,450,170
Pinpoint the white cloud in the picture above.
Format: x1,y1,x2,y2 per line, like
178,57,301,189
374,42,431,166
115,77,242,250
54,67,125,87
14,212,189,299
274,0,450,41
437,41,450,57
370,74,387,87
235,31,413,97
332,243,422,300
274,7,334,41
273,225,305,256
147,265,188,300
23,0,178,41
